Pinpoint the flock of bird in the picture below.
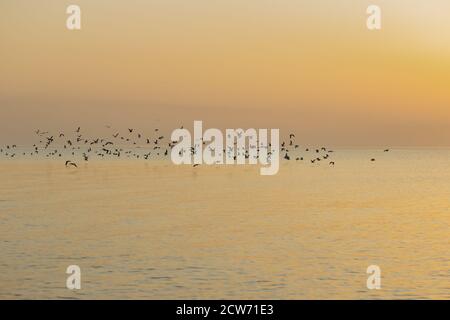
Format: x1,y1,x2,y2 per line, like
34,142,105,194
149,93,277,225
0,126,390,168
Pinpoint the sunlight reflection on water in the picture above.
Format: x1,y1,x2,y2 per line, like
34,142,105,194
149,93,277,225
0,149,449,299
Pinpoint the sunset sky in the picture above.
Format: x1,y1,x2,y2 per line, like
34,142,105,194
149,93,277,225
1,0,449,146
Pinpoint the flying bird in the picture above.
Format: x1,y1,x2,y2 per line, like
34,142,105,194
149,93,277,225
65,160,78,168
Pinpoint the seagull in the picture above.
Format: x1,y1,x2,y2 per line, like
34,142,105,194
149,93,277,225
65,160,78,168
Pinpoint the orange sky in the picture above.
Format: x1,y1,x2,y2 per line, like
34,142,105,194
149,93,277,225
1,0,449,146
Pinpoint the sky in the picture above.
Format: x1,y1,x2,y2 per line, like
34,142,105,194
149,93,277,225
1,0,449,146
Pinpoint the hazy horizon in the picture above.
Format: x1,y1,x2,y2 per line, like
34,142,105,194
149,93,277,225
1,0,450,146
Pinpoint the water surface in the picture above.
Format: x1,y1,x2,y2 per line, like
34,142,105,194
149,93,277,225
0,149,449,299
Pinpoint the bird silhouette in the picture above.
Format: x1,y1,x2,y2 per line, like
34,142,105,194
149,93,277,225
65,160,78,168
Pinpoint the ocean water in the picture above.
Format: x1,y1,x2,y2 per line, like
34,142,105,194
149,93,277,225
0,149,449,299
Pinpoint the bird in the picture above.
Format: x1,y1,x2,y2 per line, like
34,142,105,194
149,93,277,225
65,160,78,168
3,126,341,176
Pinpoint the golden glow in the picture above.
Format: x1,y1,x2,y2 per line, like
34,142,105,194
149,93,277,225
1,0,449,146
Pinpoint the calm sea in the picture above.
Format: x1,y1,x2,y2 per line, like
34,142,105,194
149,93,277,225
0,149,449,299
